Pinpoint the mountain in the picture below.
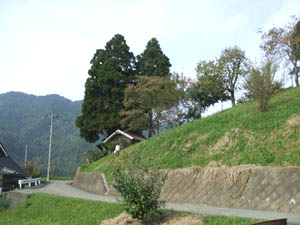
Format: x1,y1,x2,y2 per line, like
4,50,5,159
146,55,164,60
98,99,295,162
82,87,300,178
0,92,93,176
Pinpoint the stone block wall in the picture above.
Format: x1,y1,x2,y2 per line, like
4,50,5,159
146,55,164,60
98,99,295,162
73,165,300,213
161,166,300,213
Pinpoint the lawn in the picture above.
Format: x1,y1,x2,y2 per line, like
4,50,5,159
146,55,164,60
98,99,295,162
0,194,257,225
0,194,122,225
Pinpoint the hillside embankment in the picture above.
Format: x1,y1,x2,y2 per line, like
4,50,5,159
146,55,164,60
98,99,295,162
74,88,300,215
73,165,300,214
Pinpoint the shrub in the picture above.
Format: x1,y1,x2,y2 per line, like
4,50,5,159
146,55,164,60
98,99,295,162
0,197,10,212
84,148,103,163
244,60,282,112
112,154,166,223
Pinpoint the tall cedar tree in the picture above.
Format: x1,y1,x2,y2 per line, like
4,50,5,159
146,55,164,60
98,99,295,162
76,34,136,143
136,38,171,77
218,46,248,107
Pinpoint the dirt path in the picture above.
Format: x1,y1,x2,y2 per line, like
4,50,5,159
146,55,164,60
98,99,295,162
17,180,300,225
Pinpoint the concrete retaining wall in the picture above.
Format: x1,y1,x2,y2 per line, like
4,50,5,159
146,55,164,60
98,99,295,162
73,165,300,213
72,171,108,195
161,166,300,213
3,191,31,208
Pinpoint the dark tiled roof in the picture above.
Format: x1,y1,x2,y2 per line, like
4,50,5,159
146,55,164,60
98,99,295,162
0,142,8,156
0,142,26,177
0,156,26,176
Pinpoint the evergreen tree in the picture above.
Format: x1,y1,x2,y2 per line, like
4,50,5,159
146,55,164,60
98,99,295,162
136,38,171,77
76,34,136,143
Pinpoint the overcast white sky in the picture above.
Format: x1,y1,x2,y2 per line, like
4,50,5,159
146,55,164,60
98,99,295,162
1,0,300,101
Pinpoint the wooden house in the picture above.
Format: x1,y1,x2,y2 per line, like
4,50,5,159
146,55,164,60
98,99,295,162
103,130,146,152
0,142,26,191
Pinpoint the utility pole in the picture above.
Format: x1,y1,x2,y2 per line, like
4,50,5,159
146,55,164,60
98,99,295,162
24,145,27,169
47,110,57,181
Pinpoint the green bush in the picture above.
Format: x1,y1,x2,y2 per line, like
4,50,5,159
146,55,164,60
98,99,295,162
112,154,166,223
244,60,281,112
84,148,104,163
0,197,10,212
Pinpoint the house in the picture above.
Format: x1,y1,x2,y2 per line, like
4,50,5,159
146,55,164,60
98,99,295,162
0,142,26,191
103,129,146,152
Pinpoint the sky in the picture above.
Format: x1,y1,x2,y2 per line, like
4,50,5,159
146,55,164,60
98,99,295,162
1,0,300,102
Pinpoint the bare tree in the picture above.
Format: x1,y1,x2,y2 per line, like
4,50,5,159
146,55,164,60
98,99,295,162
260,16,300,87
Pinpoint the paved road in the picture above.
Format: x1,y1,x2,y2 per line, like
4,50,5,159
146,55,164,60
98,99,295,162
17,180,300,225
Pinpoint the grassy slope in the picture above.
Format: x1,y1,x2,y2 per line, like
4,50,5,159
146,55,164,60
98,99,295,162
0,194,256,225
82,87,300,180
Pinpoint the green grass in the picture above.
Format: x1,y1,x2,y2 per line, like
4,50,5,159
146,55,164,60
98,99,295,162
0,194,123,225
81,87,300,181
0,194,257,225
40,173,76,182
202,215,257,225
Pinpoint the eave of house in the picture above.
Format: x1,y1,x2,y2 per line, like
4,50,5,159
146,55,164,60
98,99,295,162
103,129,134,144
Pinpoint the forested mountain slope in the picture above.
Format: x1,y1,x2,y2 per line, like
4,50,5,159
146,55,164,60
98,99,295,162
0,92,92,176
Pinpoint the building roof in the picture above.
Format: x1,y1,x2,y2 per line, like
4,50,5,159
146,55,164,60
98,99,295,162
0,142,26,177
103,129,146,144
0,142,8,157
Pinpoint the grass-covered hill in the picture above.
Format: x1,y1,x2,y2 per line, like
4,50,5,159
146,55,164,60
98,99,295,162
82,87,300,178
0,92,92,176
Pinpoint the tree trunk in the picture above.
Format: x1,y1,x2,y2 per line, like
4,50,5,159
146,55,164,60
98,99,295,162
156,121,160,135
230,91,236,107
148,128,153,138
148,112,154,138
295,65,299,87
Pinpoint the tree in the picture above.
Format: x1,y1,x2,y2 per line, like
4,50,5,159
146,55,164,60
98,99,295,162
136,38,171,77
196,60,229,103
121,76,179,137
244,60,281,112
260,17,300,87
292,20,300,60
76,34,136,143
184,60,229,120
22,157,42,178
217,46,248,107
161,73,191,127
